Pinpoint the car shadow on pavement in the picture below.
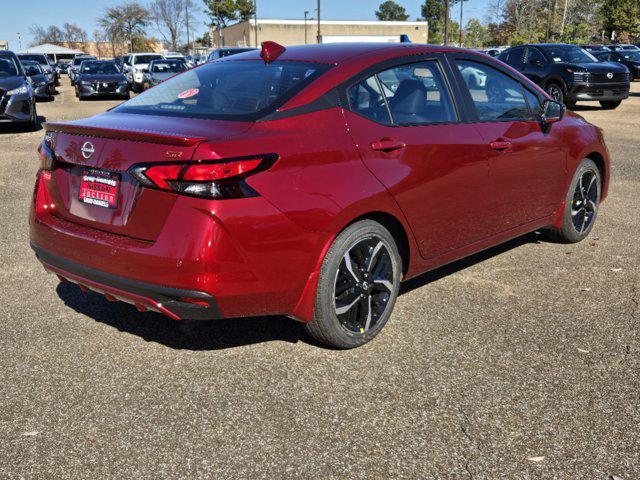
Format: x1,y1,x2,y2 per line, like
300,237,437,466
0,116,46,133
400,231,542,295
55,231,543,351
55,282,314,350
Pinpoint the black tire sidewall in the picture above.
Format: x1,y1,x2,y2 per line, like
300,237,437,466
546,82,564,104
308,220,402,348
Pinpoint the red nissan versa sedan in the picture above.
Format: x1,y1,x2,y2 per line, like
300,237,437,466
29,42,610,348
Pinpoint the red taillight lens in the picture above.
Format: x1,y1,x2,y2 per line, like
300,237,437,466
129,156,276,200
181,159,263,181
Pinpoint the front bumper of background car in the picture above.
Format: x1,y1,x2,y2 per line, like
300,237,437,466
568,81,630,102
0,91,34,123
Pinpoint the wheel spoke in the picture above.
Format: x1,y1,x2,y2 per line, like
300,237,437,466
335,294,360,316
367,241,383,272
373,278,393,293
343,251,360,283
360,296,372,331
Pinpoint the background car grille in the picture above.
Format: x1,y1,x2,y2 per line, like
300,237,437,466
585,72,630,83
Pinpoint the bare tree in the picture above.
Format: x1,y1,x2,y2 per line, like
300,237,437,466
30,25,65,45
150,0,195,51
99,2,151,53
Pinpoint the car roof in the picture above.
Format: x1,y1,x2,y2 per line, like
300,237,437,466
222,43,479,65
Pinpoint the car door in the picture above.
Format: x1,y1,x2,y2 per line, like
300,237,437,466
451,56,566,232
522,47,548,85
343,57,493,260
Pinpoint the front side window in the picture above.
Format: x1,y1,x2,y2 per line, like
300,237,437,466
505,48,525,66
116,60,329,120
349,61,457,126
0,55,20,77
525,48,546,65
456,60,531,122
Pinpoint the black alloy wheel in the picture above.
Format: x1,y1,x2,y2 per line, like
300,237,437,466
546,83,564,104
571,169,599,235
546,158,601,243
305,220,402,349
333,237,395,334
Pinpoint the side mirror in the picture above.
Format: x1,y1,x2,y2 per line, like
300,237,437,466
541,99,565,125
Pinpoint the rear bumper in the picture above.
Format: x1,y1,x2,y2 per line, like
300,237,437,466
32,243,222,320
29,169,329,321
568,82,630,102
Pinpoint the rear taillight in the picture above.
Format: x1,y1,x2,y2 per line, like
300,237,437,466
129,155,277,200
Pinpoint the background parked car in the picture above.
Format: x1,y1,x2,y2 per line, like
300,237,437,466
74,60,129,100
593,50,640,80
21,60,53,101
0,50,37,129
607,44,640,52
123,52,164,93
142,58,187,89
207,47,257,62
498,43,630,109
69,55,97,84
17,53,58,86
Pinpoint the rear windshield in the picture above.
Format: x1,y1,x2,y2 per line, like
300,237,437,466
24,63,43,75
115,60,330,121
0,55,20,77
18,54,48,65
151,60,186,73
133,55,163,64
81,61,120,74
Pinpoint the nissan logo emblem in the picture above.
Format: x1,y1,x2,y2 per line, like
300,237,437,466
81,142,95,159
606,72,614,79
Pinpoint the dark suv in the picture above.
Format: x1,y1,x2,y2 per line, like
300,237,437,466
498,43,630,109
593,50,640,81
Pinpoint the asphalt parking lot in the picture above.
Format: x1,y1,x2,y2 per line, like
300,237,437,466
1,80,639,479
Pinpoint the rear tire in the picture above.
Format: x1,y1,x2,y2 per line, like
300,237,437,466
304,220,402,349
546,158,601,243
599,100,621,110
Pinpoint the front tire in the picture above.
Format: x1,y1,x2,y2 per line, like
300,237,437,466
547,158,601,243
304,220,402,349
545,82,565,104
600,100,621,110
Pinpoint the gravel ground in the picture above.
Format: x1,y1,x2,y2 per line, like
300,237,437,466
0,81,638,479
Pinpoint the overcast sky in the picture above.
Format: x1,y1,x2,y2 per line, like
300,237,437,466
0,0,487,48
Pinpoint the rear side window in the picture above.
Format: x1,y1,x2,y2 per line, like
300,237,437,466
0,55,20,77
455,60,532,122
348,76,391,124
348,60,457,126
116,60,329,121
504,48,525,66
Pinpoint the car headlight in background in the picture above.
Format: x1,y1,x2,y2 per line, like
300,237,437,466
7,84,30,96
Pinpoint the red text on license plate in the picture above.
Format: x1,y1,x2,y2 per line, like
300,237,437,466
78,170,120,209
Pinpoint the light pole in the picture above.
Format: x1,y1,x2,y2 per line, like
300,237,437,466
304,10,309,44
443,0,449,45
459,0,464,47
316,0,321,44
254,0,258,47
185,0,190,55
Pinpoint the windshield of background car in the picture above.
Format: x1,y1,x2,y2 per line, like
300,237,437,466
19,54,47,65
0,55,20,77
622,51,640,61
24,63,42,75
133,55,163,65
74,57,95,66
151,60,186,73
542,46,597,64
115,60,330,120
81,62,120,74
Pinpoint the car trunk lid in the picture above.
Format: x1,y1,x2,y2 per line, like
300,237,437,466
43,113,253,241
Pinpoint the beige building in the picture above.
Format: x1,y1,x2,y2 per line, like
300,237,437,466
0,40,9,50
210,19,429,49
